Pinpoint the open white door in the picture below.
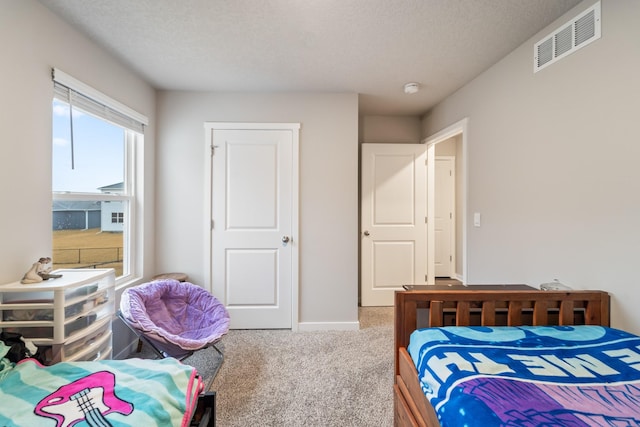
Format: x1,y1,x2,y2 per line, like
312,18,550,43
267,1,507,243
205,123,299,329
361,143,427,306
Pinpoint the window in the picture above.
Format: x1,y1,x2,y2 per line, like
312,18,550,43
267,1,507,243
51,69,147,283
111,212,124,224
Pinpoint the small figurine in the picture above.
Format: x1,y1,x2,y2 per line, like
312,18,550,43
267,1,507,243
21,261,43,284
21,257,62,284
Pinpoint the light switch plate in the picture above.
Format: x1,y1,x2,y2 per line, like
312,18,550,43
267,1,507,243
473,212,481,227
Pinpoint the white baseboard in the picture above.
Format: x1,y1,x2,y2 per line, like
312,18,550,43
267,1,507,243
297,321,360,331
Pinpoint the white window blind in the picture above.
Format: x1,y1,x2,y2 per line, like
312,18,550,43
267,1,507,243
52,68,148,133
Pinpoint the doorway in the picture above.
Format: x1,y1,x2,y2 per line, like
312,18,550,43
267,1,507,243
424,118,468,285
360,118,467,306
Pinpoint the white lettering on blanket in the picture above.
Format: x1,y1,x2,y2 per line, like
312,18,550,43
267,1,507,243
426,346,640,386
508,354,619,377
428,352,514,383
604,346,640,370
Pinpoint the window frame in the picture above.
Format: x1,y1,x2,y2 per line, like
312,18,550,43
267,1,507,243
51,69,146,287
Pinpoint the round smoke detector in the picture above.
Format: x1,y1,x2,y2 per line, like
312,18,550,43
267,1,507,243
403,82,420,94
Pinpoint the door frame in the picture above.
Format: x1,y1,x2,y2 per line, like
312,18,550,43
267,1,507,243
203,122,300,331
423,118,468,284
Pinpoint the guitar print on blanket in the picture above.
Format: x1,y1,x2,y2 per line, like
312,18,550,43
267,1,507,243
34,371,134,427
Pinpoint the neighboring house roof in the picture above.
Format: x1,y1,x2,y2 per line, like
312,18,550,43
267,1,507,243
98,182,124,193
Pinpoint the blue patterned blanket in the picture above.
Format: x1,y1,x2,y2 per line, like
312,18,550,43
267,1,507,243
0,353,203,427
408,326,640,426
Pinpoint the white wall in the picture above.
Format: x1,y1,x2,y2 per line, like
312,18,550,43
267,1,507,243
0,0,157,356
422,0,640,333
155,91,359,326
360,115,421,143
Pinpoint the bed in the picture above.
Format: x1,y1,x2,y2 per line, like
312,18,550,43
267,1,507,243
392,287,640,426
0,354,215,427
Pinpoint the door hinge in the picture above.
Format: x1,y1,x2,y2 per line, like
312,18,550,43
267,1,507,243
211,220,214,229
211,145,215,156
450,212,452,219
450,255,452,262
425,216,428,223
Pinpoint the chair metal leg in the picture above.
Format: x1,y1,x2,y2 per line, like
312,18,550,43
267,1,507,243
117,310,166,359
117,310,225,372
209,343,224,380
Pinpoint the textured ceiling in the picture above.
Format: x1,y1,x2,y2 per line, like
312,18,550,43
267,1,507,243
39,0,581,115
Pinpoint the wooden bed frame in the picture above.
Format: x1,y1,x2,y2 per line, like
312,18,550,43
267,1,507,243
393,288,610,427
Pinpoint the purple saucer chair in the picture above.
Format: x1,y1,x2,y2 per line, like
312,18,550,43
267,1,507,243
118,279,230,361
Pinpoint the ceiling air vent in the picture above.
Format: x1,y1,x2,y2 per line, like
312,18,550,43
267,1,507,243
534,1,601,73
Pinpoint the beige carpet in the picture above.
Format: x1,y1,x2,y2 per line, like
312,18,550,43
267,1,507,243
208,307,394,427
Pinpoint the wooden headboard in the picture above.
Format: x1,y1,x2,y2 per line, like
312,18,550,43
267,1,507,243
394,289,610,375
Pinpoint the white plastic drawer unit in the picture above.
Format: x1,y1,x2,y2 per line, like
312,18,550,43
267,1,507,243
0,268,115,364
52,316,112,362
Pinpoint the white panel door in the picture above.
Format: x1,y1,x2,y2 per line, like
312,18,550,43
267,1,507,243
209,126,297,329
434,157,455,278
361,144,427,306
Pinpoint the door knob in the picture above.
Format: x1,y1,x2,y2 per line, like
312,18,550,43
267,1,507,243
282,236,290,243
363,230,370,236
